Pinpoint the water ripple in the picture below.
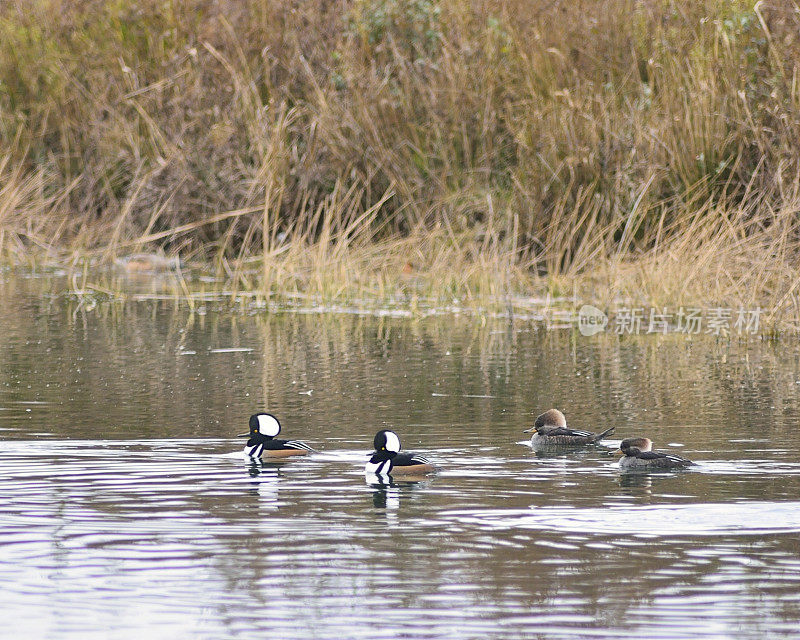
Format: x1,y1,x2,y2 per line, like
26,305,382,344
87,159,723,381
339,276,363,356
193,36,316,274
0,439,797,638
442,501,800,536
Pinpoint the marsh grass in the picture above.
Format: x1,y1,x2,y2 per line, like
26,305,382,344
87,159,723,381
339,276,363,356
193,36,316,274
2,0,800,328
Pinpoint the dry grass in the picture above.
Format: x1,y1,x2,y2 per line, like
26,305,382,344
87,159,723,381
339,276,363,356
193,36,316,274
2,0,800,326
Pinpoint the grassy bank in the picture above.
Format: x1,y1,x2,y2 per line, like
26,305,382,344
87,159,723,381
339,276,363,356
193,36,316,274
2,0,800,325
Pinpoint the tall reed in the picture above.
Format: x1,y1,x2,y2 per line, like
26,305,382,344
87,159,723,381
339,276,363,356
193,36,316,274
1,0,800,320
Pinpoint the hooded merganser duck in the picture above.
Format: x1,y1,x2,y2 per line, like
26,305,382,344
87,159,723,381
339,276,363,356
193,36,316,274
613,437,693,470
524,409,614,447
365,430,437,477
237,413,314,458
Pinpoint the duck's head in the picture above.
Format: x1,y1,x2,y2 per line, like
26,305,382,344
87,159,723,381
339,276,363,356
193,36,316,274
523,408,566,433
238,413,281,438
613,436,653,456
373,430,401,455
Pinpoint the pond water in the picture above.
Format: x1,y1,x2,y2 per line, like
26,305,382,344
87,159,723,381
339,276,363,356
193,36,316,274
2,273,800,639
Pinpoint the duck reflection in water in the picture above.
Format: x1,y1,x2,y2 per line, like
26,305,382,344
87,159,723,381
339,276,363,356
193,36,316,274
366,473,432,510
245,459,281,507
368,475,401,510
619,472,653,490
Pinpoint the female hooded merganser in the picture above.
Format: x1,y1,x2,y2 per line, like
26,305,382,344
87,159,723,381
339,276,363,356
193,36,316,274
524,409,614,447
613,437,694,470
238,413,315,458
365,430,437,477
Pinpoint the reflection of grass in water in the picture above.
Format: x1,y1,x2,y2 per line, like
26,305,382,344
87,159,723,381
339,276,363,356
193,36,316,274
2,1,800,328
4,269,800,452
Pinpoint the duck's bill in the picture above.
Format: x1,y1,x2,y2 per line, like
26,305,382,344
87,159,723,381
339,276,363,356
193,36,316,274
523,427,535,433
610,449,624,456
236,433,250,438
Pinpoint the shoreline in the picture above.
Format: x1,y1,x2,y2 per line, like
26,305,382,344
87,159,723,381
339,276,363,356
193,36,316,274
1,252,790,336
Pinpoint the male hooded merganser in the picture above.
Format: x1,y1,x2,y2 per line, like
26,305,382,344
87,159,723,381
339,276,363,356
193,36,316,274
365,430,436,477
238,413,314,458
613,437,693,470
524,409,614,447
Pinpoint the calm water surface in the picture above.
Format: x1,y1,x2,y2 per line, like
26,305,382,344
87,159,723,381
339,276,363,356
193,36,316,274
2,274,800,639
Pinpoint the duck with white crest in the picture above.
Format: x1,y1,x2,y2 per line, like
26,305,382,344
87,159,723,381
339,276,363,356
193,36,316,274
365,430,437,477
238,413,315,458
